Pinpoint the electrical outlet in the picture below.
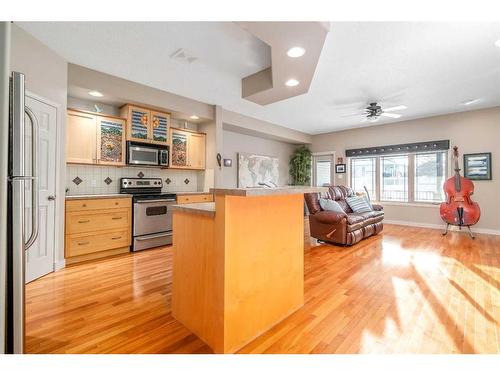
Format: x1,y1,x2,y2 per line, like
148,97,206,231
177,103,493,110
91,179,97,187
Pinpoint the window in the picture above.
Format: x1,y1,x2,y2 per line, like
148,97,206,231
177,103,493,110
350,151,448,204
381,155,408,202
351,157,376,200
415,152,446,203
315,160,332,186
313,154,334,186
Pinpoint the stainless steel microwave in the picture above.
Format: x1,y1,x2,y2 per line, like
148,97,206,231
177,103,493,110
127,142,169,167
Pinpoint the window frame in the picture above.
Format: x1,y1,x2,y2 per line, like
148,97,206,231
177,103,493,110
349,150,449,205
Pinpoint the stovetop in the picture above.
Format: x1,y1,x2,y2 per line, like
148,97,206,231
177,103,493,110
120,178,176,200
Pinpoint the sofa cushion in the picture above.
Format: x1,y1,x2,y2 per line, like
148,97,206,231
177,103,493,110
346,195,372,213
319,198,345,214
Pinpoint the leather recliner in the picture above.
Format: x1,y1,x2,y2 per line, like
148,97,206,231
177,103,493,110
304,185,384,246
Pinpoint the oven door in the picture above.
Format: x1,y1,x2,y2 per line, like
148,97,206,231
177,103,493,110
133,198,175,237
128,145,159,166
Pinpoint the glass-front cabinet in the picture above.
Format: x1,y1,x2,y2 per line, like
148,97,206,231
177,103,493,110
121,104,170,146
169,128,206,170
66,109,126,166
96,116,126,166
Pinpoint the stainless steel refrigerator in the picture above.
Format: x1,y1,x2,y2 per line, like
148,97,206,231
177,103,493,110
4,71,40,354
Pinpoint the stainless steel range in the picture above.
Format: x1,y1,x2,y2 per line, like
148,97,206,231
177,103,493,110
120,178,176,251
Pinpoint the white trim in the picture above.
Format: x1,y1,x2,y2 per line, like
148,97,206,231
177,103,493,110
312,150,336,156
384,219,500,236
54,259,66,271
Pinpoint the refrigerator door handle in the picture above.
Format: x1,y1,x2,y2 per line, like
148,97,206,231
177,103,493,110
24,106,39,250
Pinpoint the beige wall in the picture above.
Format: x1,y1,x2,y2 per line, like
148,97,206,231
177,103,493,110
311,107,500,233
222,129,297,188
10,24,68,267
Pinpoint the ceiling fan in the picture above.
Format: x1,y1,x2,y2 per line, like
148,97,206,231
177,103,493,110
342,102,407,123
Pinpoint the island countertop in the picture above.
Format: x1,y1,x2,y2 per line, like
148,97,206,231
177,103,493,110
210,186,328,197
172,202,215,217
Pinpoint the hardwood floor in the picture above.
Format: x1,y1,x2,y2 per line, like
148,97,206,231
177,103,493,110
25,223,500,354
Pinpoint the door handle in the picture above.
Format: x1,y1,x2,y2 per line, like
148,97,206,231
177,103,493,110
48,195,56,201
25,106,39,250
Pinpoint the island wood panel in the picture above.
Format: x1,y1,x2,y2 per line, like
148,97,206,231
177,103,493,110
221,194,304,353
171,193,305,353
171,210,224,352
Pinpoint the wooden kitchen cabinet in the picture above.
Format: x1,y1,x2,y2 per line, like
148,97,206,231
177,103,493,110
169,128,206,170
66,109,126,166
65,197,132,265
176,193,213,204
120,104,170,146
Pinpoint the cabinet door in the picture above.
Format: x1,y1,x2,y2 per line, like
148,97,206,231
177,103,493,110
127,106,150,142
188,133,206,169
96,116,126,166
66,110,96,164
151,111,170,145
170,129,189,168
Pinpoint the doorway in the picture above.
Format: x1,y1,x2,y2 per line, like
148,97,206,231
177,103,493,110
312,153,335,187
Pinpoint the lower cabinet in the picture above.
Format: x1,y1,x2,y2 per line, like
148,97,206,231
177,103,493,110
65,197,132,265
176,193,213,204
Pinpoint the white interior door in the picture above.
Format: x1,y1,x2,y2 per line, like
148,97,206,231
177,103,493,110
24,95,57,283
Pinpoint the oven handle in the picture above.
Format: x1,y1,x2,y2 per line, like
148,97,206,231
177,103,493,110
135,199,176,204
135,233,171,241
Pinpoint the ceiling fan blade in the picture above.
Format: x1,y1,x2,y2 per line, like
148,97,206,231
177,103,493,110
381,112,402,118
383,105,407,112
341,113,365,118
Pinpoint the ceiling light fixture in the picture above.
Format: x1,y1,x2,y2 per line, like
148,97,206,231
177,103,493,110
462,99,480,106
285,79,299,87
88,90,103,97
287,47,306,58
495,39,500,48
189,115,199,120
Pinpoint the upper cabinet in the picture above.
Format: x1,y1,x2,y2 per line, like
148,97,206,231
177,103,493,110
121,104,170,146
67,109,126,166
169,128,206,170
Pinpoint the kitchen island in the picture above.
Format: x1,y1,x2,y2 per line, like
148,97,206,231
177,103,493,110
171,186,327,353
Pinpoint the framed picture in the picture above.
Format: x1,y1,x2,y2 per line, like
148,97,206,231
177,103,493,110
463,152,492,180
335,164,346,174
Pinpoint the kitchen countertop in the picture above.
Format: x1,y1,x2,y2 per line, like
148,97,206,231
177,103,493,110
65,194,133,200
210,186,328,197
172,202,215,217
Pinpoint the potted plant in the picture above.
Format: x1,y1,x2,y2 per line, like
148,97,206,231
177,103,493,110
289,145,312,185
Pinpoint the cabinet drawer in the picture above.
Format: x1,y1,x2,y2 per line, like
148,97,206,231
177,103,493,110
66,198,131,212
66,209,130,234
176,194,213,204
66,230,130,258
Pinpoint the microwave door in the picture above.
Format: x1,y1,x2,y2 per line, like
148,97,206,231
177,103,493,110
128,146,159,166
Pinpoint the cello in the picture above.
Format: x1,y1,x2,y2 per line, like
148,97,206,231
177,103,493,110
440,146,481,238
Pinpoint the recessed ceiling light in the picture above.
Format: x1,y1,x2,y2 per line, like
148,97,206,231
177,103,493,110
462,99,480,106
88,90,103,97
189,115,199,120
287,47,305,58
285,79,299,87
495,39,500,48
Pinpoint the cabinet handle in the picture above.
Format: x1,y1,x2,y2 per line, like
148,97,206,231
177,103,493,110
112,217,122,220
78,219,90,223
77,241,89,246
111,236,122,240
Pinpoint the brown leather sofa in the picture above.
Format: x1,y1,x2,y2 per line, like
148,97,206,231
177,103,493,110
304,186,384,246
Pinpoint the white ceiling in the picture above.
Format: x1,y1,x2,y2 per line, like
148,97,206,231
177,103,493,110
17,21,500,135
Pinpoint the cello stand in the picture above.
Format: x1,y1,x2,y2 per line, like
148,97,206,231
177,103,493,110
442,223,475,239
466,225,475,239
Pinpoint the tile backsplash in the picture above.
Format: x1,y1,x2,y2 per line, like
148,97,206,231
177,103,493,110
66,164,201,195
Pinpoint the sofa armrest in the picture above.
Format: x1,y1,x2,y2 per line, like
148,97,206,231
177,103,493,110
314,210,347,224
372,204,383,211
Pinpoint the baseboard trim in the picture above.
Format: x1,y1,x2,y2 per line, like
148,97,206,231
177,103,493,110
54,259,66,271
384,219,500,236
